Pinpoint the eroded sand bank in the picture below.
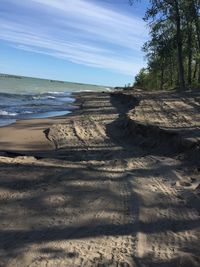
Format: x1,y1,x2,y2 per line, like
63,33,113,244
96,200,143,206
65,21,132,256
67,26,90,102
0,91,199,267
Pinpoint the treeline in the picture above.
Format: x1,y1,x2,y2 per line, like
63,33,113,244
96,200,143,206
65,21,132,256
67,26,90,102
133,0,200,91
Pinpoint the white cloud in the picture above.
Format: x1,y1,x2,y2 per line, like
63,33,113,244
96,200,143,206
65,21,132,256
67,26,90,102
0,0,147,75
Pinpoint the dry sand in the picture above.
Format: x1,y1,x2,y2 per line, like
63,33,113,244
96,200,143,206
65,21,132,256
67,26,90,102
0,91,199,267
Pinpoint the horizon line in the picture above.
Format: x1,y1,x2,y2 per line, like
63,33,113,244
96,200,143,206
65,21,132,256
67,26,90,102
0,72,115,88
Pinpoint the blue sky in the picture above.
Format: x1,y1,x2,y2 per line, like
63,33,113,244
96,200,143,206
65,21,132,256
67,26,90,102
0,0,148,86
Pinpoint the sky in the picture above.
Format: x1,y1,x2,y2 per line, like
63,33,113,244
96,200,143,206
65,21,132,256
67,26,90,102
0,0,149,86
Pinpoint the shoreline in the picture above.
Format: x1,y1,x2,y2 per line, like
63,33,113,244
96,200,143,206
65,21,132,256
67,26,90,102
0,91,78,128
0,89,110,128
0,91,85,153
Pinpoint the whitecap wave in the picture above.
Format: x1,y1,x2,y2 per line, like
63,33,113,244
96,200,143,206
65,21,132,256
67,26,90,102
23,111,33,114
105,87,112,91
0,110,18,116
33,96,55,100
74,89,92,93
47,91,70,95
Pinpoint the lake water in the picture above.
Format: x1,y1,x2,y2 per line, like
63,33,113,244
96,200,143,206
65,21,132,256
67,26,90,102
0,74,111,126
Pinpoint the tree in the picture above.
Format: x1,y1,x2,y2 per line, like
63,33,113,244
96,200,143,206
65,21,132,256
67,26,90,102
132,0,200,90
144,0,186,90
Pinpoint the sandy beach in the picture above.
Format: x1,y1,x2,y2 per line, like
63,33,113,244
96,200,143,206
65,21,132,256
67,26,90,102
0,90,199,267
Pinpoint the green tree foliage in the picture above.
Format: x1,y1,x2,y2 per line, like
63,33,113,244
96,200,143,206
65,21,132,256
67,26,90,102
133,0,200,91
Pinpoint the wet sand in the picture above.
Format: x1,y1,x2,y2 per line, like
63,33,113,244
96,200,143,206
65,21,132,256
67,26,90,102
0,91,199,267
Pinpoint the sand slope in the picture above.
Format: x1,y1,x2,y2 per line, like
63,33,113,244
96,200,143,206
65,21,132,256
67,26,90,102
0,91,199,267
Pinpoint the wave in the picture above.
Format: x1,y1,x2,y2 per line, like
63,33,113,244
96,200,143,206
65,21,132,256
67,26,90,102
74,89,93,93
32,96,56,100
58,97,75,103
0,110,18,116
105,87,112,91
23,111,33,114
47,91,70,95
0,90,76,126
74,87,112,93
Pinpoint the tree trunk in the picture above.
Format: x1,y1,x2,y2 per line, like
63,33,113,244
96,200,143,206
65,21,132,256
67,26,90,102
198,63,200,83
193,60,198,81
169,56,174,86
187,23,192,86
174,0,186,90
192,0,200,83
160,61,165,90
